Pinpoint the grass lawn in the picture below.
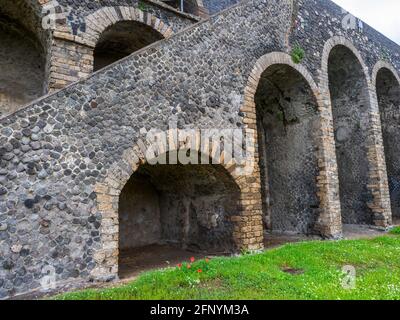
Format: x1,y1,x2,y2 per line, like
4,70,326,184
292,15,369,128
57,232,400,300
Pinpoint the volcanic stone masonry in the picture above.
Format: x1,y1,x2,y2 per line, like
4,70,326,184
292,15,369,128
0,0,399,299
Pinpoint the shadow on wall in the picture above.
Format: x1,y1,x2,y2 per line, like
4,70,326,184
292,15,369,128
201,0,241,15
0,11,46,117
161,0,207,16
328,45,373,225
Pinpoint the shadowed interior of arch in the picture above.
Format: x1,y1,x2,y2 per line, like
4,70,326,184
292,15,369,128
163,0,202,15
328,45,373,225
255,64,320,235
93,20,164,72
117,152,241,279
0,1,46,117
376,67,400,223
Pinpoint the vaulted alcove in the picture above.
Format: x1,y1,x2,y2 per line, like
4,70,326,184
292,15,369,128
255,64,320,234
376,67,400,222
93,21,164,72
118,154,240,278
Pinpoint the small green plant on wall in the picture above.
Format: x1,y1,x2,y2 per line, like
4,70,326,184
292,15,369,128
291,44,305,64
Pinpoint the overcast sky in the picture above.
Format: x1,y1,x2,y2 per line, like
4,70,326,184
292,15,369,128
332,0,400,44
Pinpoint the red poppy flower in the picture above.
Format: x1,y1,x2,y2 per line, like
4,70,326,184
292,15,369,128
177,263,182,269
187,264,191,269
197,269,203,273
190,257,195,263
205,258,210,263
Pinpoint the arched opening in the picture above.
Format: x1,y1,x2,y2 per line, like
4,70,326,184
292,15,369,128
255,64,320,235
118,153,240,278
0,0,46,117
93,21,164,72
376,67,400,223
328,45,373,225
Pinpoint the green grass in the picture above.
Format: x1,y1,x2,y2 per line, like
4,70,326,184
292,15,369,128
56,235,400,300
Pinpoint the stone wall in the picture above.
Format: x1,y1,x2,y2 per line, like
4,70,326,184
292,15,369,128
0,15,46,117
1,0,287,298
0,0,50,118
119,173,161,250
293,0,398,227
118,161,240,253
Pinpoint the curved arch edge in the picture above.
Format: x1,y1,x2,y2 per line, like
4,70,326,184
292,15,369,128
241,51,343,239
372,60,400,88
53,6,175,48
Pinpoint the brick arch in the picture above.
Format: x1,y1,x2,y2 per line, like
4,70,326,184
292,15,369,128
91,130,264,280
181,0,208,16
0,0,50,54
48,6,175,91
372,61,400,88
0,0,49,117
320,36,392,227
240,52,342,238
80,6,175,48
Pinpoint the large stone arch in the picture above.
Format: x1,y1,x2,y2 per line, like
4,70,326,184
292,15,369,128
240,52,342,239
373,61,400,222
82,6,174,49
91,130,264,280
320,36,391,227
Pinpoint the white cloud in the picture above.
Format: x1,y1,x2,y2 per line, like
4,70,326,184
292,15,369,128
332,0,400,44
